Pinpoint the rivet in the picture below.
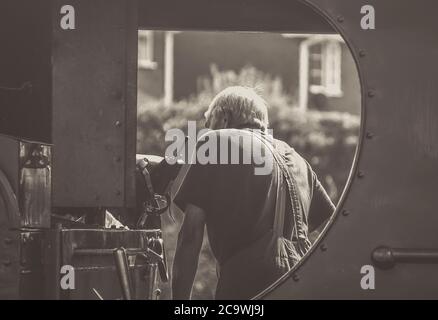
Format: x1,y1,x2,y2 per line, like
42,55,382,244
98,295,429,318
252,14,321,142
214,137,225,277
23,82,33,94
337,15,345,23
115,190,121,196
357,171,365,178
368,90,376,98
342,209,350,216
115,121,122,127
114,156,121,163
359,50,366,58
292,274,300,281
366,132,374,139
320,244,328,252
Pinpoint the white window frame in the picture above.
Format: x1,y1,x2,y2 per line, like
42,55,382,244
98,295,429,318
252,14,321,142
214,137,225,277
138,30,157,70
309,40,343,97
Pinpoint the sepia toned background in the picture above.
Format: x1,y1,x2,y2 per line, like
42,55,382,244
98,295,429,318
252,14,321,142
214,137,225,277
136,31,361,299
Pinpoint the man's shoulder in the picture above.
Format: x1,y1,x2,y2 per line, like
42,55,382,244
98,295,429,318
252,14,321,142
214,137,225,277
197,129,258,145
273,138,294,154
196,128,244,140
214,128,250,137
274,139,313,170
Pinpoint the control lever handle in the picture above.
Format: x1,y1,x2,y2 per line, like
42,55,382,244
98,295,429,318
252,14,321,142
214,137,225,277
154,238,169,282
113,247,134,300
140,240,169,282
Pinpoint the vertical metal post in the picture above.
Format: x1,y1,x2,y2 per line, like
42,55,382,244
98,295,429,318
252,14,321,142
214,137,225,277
164,31,174,106
113,247,133,300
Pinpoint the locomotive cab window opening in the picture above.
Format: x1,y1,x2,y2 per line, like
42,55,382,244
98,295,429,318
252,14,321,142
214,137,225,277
135,26,361,300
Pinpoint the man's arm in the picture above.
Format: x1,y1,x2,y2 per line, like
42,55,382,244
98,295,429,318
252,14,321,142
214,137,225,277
172,203,206,300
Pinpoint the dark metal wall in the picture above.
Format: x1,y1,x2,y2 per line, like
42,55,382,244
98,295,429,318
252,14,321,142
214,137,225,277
0,1,52,143
1,0,138,209
51,0,137,208
2,0,438,299
262,0,438,299
138,0,335,33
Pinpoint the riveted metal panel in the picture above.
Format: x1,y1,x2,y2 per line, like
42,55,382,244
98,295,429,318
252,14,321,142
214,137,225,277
52,0,137,208
261,0,438,299
0,0,52,143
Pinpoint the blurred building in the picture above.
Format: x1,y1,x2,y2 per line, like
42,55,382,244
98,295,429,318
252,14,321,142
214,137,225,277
138,31,361,115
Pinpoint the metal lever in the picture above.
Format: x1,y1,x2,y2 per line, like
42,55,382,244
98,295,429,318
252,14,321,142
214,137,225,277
137,241,169,283
372,246,438,269
92,288,104,300
113,247,134,300
154,238,169,282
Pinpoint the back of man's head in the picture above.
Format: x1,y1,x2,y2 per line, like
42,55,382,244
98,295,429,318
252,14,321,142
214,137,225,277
208,86,269,130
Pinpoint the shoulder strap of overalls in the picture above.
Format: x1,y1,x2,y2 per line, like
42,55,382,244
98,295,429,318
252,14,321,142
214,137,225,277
249,130,312,257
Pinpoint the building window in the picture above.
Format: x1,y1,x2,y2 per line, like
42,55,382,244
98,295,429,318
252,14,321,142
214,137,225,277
309,40,342,97
138,31,157,70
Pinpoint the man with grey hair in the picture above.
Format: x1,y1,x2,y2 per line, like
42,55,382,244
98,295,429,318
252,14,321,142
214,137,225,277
204,86,269,131
172,86,334,299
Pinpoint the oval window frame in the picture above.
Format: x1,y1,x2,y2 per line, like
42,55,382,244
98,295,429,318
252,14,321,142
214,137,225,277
253,0,366,299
